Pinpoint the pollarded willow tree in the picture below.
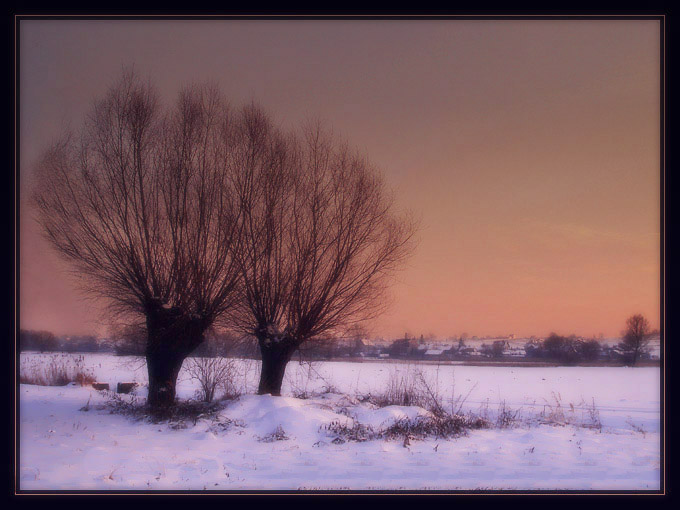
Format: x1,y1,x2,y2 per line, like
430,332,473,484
32,71,243,411
227,106,417,395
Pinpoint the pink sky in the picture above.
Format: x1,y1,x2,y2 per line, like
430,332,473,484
19,19,661,339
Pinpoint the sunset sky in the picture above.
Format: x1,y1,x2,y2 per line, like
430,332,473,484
19,19,661,340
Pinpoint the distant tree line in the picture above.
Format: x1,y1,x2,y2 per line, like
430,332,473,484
19,330,104,353
524,334,604,363
20,327,368,360
21,317,657,367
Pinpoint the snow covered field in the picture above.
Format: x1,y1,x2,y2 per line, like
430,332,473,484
18,352,661,491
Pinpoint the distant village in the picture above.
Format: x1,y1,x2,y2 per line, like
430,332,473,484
297,333,661,364
20,329,661,365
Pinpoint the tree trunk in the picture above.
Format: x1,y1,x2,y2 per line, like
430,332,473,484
146,348,185,411
257,338,298,396
145,302,207,414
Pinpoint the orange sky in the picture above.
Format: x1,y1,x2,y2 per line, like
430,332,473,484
19,20,661,339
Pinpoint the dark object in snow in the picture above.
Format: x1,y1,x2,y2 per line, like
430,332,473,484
117,382,137,394
259,425,289,442
92,382,109,391
79,396,91,412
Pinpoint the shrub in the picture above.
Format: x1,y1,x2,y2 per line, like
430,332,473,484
324,411,491,443
496,400,521,428
537,393,602,430
287,359,316,399
185,356,239,403
371,365,431,409
385,413,490,440
583,398,602,431
258,425,289,442
354,365,494,442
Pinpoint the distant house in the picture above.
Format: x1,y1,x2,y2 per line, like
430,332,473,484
503,339,526,357
457,346,476,357
424,348,445,357
524,340,542,358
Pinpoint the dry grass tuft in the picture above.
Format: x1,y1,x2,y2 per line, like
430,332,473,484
20,354,96,387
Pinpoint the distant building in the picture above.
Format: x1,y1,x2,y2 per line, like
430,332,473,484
424,348,445,357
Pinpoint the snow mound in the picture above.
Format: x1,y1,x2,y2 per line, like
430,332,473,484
349,404,433,431
222,394,354,440
220,394,434,439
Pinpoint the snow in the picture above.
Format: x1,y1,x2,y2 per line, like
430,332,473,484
18,352,661,490
348,404,432,431
424,349,445,356
222,394,353,440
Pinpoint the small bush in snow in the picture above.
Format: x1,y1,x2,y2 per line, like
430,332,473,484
323,421,378,442
259,425,289,442
103,392,147,421
324,412,491,444
539,392,569,426
582,398,602,432
160,399,227,425
383,415,466,440
287,360,339,399
537,393,602,430
496,400,521,429
186,356,240,403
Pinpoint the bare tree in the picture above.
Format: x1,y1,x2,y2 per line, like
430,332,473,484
32,70,242,412
619,314,652,366
227,108,417,395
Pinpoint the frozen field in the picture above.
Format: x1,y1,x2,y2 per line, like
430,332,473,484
18,352,661,491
